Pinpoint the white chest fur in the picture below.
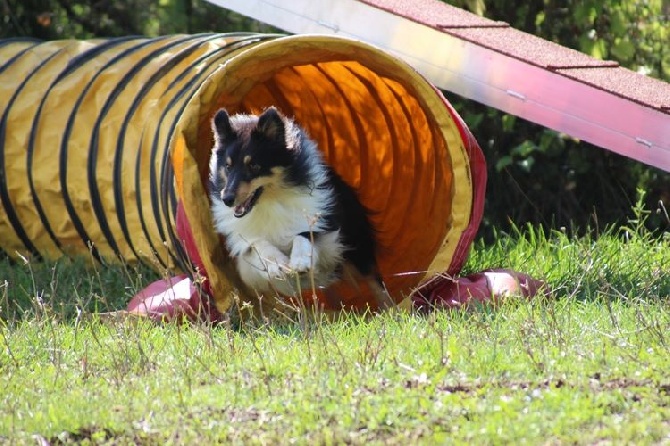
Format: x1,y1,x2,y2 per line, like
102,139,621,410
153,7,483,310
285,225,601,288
211,183,333,255
211,184,346,295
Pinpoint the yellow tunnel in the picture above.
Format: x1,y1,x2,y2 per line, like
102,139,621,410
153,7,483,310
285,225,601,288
0,33,484,313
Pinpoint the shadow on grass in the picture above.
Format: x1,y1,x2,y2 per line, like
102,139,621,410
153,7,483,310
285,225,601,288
0,255,160,321
2,193,668,326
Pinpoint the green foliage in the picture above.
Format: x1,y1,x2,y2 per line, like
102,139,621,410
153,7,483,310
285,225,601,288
0,0,275,39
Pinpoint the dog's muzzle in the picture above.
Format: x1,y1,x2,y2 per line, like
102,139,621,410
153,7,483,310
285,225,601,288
228,187,263,218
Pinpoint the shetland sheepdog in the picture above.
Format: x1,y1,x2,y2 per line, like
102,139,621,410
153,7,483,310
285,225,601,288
208,107,392,309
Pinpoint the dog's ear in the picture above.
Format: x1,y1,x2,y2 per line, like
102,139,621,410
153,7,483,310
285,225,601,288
256,107,285,143
212,108,234,141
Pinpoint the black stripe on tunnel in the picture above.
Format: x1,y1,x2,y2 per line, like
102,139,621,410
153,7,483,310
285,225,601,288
148,58,218,271
113,34,225,265
0,37,40,46
0,47,65,259
132,133,170,269
141,48,222,270
86,35,203,262
125,32,267,268
0,42,40,75
131,47,232,270
27,36,142,257
60,36,174,263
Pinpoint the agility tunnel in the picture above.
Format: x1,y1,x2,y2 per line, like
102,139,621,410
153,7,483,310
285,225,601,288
0,33,492,317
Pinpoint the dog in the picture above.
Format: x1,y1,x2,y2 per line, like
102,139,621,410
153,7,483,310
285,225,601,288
208,106,393,310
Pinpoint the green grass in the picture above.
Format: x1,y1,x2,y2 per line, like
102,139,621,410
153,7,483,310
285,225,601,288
1,204,669,444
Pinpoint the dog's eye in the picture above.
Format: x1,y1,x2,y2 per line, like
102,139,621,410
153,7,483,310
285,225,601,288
225,164,232,172
250,164,261,173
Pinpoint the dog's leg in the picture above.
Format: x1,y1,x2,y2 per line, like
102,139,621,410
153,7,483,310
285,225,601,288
339,263,395,311
236,255,271,293
243,240,290,280
289,234,319,273
367,275,395,311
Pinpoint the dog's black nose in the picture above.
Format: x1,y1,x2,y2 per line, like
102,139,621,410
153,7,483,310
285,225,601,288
222,192,235,207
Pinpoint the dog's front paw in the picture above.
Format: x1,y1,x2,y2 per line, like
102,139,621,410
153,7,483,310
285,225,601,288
289,235,318,273
247,241,290,280
264,255,291,280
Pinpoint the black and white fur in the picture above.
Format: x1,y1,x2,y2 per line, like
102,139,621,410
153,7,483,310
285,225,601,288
209,107,392,309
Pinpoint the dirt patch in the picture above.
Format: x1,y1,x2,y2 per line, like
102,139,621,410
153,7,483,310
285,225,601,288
436,377,666,395
39,425,159,445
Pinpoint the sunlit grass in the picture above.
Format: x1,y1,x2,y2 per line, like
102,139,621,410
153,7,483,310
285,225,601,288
0,199,668,444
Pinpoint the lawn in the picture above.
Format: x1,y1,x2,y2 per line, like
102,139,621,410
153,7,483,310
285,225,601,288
1,206,669,444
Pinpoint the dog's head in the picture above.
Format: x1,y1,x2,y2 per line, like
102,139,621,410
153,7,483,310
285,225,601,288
209,107,295,218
